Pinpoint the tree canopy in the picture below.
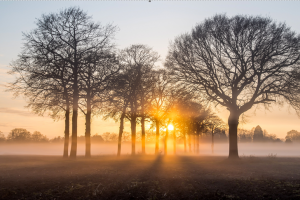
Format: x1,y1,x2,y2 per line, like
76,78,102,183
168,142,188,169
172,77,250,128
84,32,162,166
166,14,300,158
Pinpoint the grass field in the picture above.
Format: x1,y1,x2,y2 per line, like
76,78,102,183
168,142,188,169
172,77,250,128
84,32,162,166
1,155,300,199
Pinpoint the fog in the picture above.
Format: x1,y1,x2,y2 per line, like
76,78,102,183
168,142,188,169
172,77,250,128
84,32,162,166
1,141,300,157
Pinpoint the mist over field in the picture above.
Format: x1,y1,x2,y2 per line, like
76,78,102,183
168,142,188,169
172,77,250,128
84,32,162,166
1,141,299,157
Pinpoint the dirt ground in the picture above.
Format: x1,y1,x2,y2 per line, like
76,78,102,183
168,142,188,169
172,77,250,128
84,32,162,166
1,155,300,199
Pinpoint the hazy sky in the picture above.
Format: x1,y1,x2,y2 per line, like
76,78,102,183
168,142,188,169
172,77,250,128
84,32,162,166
1,1,300,139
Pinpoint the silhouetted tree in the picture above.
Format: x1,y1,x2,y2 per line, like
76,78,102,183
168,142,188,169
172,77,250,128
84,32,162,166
31,131,49,142
8,7,118,158
171,95,212,154
103,74,130,156
151,83,209,155
148,70,173,155
138,68,157,155
7,128,31,142
190,104,212,154
166,14,300,158
238,128,253,142
78,50,119,157
103,47,157,156
206,116,226,153
0,131,6,142
118,44,159,155
9,57,72,157
285,130,300,142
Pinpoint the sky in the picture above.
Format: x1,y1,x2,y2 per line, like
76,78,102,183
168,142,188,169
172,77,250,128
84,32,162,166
1,1,300,139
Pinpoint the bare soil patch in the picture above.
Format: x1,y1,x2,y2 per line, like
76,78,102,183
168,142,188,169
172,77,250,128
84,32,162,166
1,155,300,199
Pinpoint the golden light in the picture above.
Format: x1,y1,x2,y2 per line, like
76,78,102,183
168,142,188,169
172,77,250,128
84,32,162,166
146,124,151,130
168,124,174,130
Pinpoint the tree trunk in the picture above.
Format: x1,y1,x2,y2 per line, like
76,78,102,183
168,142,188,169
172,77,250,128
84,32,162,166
188,133,192,153
187,124,192,153
197,125,201,154
193,133,197,153
63,103,70,158
141,97,146,155
183,132,187,153
117,113,125,156
141,116,146,155
70,89,78,158
228,112,239,159
131,115,136,155
196,132,199,154
173,127,176,155
85,97,91,158
211,130,214,154
70,59,78,159
155,120,159,155
164,125,169,155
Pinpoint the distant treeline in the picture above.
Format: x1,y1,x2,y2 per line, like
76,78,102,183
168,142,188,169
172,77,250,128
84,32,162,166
237,125,297,143
0,128,49,143
2,126,295,144
0,128,109,143
0,128,227,143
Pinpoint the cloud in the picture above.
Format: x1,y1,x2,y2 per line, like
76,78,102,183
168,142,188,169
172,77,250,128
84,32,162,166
0,107,36,117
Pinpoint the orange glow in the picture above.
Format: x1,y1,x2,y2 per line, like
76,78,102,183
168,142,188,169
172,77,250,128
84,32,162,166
168,124,174,130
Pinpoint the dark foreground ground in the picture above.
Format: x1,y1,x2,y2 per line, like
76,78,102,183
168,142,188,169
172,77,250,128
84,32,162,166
1,155,300,200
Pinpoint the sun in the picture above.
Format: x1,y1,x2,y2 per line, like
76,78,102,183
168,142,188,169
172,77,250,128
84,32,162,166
168,124,174,130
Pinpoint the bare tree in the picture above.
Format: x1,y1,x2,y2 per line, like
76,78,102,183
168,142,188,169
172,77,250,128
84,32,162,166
166,14,300,158
163,86,199,155
103,73,130,156
8,7,118,158
118,44,159,155
174,98,211,154
148,69,172,155
9,46,73,157
78,52,119,157
7,128,31,142
31,131,49,142
191,104,212,154
138,68,157,155
206,116,226,153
